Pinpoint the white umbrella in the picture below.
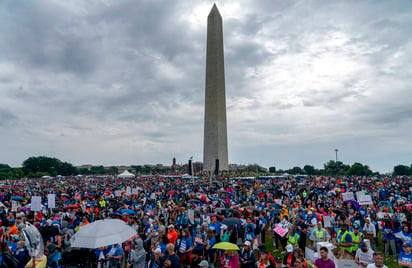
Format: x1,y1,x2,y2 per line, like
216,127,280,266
70,219,136,248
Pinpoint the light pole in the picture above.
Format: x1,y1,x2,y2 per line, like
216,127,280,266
335,149,338,162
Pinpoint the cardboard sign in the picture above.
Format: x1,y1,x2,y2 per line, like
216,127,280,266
323,216,332,228
274,225,288,237
358,195,373,205
126,187,131,196
115,190,122,197
132,188,139,195
31,196,42,211
342,192,354,201
47,194,55,209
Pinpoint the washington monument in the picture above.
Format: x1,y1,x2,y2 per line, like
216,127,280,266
203,4,228,172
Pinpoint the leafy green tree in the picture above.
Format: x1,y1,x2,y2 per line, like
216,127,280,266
269,166,276,173
346,162,372,176
393,165,410,176
303,165,315,175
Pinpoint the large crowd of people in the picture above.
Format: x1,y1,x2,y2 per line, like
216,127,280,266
0,174,410,268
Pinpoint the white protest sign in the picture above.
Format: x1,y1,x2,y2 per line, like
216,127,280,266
115,190,122,197
323,216,332,228
275,199,282,205
188,209,194,224
342,192,354,201
126,187,131,196
11,200,20,212
47,194,56,209
31,196,42,211
274,225,288,237
358,195,373,205
356,191,365,200
132,188,138,195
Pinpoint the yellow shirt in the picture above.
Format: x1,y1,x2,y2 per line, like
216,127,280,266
25,255,47,268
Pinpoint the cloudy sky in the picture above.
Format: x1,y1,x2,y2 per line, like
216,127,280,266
0,0,411,172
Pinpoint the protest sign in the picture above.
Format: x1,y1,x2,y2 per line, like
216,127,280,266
323,216,332,228
31,196,42,211
126,187,131,196
11,200,19,212
358,194,373,205
132,188,139,195
274,225,288,237
47,194,55,209
342,192,354,201
115,190,122,197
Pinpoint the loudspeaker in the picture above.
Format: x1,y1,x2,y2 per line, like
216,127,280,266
215,159,219,175
188,160,192,175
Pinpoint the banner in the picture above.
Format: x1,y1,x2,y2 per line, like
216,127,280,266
358,194,373,205
47,194,56,209
31,196,42,211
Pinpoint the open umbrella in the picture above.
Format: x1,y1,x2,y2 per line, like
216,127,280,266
23,223,44,259
70,219,137,248
345,200,361,210
213,242,239,251
222,217,242,226
117,209,136,215
11,196,24,202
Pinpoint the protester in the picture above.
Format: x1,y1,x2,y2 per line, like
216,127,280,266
398,243,412,268
366,252,387,268
355,242,374,268
314,247,335,268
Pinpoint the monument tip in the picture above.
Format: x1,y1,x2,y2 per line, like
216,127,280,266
209,3,221,17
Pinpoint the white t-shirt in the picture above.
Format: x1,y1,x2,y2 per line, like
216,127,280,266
366,264,388,268
355,249,374,265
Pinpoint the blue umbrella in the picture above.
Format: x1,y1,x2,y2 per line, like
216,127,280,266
11,196,24,202
117,209,137,215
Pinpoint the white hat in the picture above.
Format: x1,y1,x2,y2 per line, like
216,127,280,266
286,244,294,253
244,241,251,247
199,260,209,267
168,224,174,229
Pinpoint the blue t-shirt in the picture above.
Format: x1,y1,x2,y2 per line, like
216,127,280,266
399,251,412,266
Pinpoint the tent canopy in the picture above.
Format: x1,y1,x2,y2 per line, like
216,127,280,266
117,170,135,178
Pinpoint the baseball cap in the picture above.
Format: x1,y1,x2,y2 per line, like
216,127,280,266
168,224,174,229
286,244,294,253
244,241,251,247
403,242,410,248
275,256,282,263
359,242,367,250
199,260,209,267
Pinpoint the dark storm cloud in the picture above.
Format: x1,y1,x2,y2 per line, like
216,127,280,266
0,0,411,172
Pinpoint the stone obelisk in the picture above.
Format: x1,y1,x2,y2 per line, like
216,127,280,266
203,4,228,172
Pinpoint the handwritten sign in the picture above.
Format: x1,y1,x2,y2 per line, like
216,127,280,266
31,196,42,211
132,188,139,195
274,225,288,237
126,187,131,196
358,195,373,205
47,194,55,209
342,192,354,201
115,190,122,197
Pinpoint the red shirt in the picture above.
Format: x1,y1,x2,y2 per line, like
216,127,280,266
167,230,178,245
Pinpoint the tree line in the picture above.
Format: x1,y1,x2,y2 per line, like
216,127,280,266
0,156,411,180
